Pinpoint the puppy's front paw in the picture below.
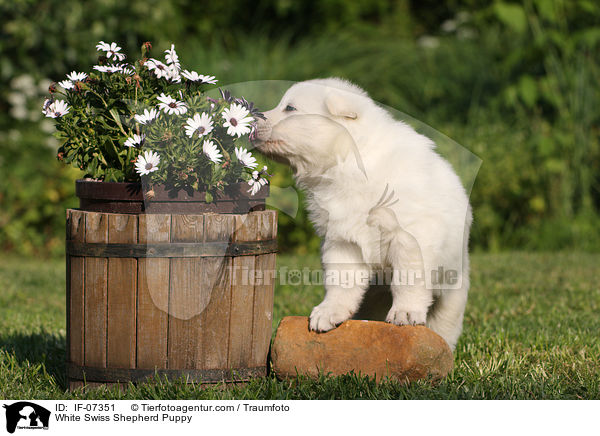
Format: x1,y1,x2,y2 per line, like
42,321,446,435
385,306,427,326
309,302,353,332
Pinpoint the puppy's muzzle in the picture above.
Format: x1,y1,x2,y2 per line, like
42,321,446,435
253,118,273,142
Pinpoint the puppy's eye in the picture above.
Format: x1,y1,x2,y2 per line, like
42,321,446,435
284,104,296,112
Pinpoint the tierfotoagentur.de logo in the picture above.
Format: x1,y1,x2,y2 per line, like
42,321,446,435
2,402,50,434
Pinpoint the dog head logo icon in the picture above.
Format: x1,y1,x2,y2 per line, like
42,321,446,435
3,402,50,433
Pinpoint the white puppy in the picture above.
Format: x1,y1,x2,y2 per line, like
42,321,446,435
253,78,472,350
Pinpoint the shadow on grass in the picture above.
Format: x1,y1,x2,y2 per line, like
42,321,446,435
0,330,67,390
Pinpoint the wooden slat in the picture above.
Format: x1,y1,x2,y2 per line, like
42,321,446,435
84,212,108,381
250,210,278,367
107,214,138,369
168,215,207,369
137,214,170,370
228,213,259,368
67,209,86,390
200,214,235,369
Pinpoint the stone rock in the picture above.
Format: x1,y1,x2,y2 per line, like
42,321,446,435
271,316,453,383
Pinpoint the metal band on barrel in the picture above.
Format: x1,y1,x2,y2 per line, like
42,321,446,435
66,239,278,258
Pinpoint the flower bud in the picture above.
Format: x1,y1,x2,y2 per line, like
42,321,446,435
141,41,152,57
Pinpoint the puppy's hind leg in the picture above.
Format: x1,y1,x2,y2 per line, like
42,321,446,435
426,279,469,351
385,231,433,327
386,280,433,326
367,186,432,325
309,240,371,332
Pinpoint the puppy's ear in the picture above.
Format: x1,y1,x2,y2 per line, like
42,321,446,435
324,91,359,120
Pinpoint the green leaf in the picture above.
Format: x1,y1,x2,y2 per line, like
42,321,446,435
534,0,557,23
109,108,128,136
105,168,125,182
494,2,527,34
518,75,538,108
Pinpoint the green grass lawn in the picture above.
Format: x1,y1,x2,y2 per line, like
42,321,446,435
0,252,598,399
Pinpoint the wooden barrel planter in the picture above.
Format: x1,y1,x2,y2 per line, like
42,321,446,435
66,180,277,389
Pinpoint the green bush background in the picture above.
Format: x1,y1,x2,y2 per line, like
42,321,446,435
1,0,599,256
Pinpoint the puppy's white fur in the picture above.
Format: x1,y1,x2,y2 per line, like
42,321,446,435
254,78,472,350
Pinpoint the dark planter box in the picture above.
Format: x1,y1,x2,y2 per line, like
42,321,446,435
75,179,269,214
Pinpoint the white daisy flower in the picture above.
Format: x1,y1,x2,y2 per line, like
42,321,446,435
247,170,268,195
134,108,159,125
181,70,217,83
124,134,145,148
95,41,111,51
58,80,75,90
145,58,170,79
147,56,180,82
93,65,109,73
184,113,214,138
44,99,70,118
202,140,223,164
164,44,180,69
135,150,161,176
222,103,254,137
198,74,217,84
157,93,188,115
166,65,181,83
120,65,136,76
181,70,201,82
66,71,88,82
93,64,122,73
235,146,257,169
96,41,126,61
